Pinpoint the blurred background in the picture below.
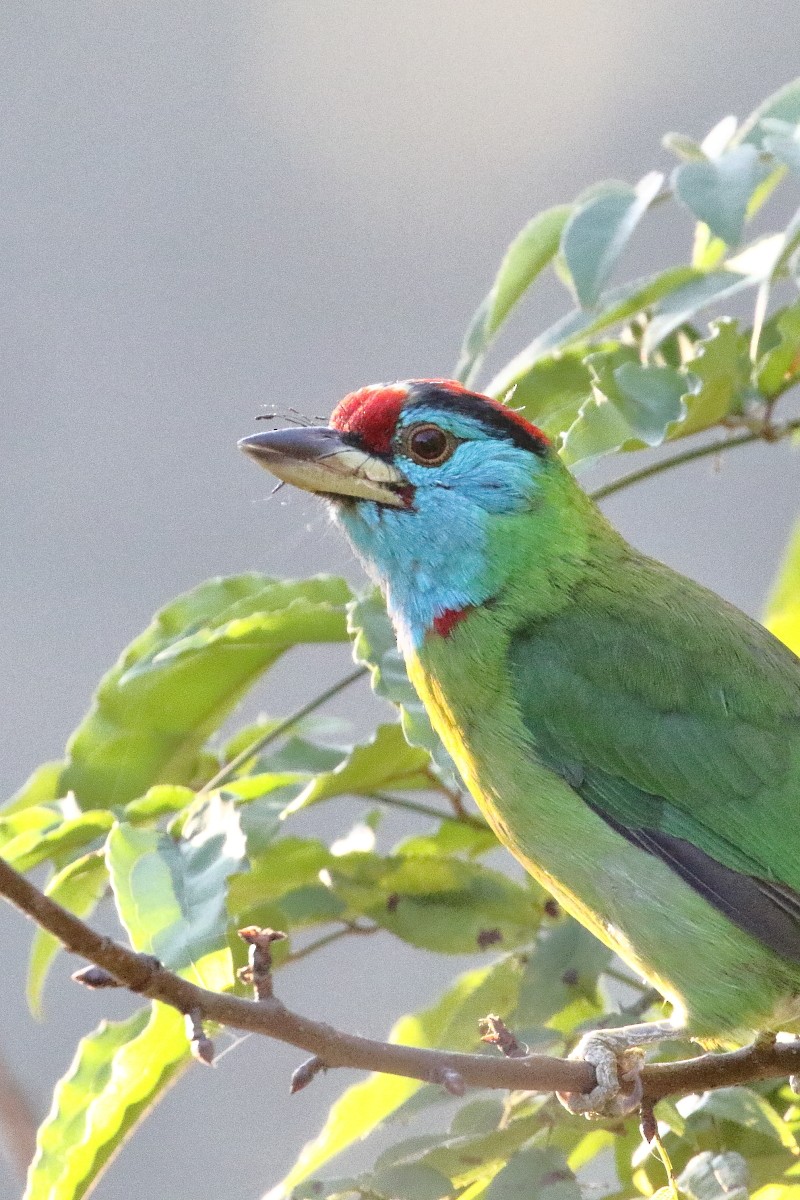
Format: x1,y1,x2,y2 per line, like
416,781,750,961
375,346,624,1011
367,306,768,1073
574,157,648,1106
2,2,799,1197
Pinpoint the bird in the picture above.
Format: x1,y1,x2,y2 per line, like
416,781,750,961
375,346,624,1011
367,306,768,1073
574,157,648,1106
239,378,800,1116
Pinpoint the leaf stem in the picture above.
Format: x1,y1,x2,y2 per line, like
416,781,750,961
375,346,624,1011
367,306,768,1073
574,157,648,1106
371,791,490,830
590,417,800,503
202,665,368,794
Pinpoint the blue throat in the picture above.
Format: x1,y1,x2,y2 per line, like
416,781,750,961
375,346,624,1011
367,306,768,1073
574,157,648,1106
331,417,541,650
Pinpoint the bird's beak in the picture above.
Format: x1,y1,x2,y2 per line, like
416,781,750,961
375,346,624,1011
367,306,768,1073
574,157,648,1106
238,427,411,508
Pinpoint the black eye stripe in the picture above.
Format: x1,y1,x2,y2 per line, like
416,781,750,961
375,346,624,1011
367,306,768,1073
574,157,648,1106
405,387,549,457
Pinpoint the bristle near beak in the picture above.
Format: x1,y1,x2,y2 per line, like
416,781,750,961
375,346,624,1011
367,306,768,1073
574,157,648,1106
238,427,411,508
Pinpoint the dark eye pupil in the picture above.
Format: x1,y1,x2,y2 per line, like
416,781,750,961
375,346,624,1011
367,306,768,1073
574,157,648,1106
410,426,447,461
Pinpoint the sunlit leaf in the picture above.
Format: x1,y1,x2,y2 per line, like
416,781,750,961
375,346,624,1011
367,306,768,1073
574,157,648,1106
2,760,66,815
643,265,766,353
764,520,800,656
27,852,108,1016
671,318,749,437
107,797,244,983
285,724,433,814
456,206,571,384
24,1003,189,1200
124,785,197,821
561,172,663,307
267,956,523,1198
757,300,800,398
501,350,594,444
488,266,699,398
61,574,351,809
348,591,463,790
395,819,496,859
4,810,115,873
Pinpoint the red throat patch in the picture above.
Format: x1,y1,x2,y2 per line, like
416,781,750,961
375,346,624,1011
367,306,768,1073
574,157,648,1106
432,606,474,638
330,385,410,456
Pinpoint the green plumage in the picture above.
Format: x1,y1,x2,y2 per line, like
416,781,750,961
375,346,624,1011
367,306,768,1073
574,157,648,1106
242,378,800,1052
412,455,800,1042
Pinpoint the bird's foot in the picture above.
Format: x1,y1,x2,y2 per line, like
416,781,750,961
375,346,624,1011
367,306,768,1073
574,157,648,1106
558,1019,676,1120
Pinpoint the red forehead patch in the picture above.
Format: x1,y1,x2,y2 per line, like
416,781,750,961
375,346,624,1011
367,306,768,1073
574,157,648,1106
330,379,549,456
330,384,410,455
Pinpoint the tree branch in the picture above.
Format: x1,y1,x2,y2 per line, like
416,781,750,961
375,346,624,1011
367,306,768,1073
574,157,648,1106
589,416,800,504
0,1046,37,1182
4,854,800,1106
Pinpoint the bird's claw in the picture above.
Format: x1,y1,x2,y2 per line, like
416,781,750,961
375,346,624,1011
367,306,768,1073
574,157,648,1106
558,1032,645,1119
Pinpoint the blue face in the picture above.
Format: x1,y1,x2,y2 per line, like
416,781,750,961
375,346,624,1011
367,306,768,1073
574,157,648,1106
331,404,544,649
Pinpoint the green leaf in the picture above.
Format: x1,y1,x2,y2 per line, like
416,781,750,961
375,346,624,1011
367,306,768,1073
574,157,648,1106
764,519,800,657
24,1003,189,1200
758,301,800,398
456,206,571,384
0,805,63,855
61,574,351,809
124,784,197,821
227,835,342,934
683,1087,799,1152
764,129,800,175
672,318,749,438
369,1163,452,1200
500,350,594,444
738,77,800,147
677,1150,749,1200
599,358,687,445
488,266,699,398
347,591,462,791
673,146,770,245
642,265,766,353
27,852,109,1016
4,810,115,873
395,819,496,860
514,918,611,1034
663,132,707,161
285,724,433,813
561,172,663,308
107,797,244,981
326,852,541,953
483,1146,581,1200
267,956,522,1199
3,760,66,814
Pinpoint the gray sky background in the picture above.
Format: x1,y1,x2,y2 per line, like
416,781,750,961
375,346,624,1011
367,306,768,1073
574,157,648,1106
2,3,799,1198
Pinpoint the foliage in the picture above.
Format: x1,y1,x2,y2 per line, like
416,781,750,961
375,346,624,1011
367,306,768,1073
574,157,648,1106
4,79,800,1200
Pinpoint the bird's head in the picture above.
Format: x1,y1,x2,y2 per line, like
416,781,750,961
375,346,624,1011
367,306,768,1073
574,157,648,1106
240,379,570,648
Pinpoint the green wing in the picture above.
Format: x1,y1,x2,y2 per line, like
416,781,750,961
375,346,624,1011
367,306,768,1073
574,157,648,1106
509,552,800,959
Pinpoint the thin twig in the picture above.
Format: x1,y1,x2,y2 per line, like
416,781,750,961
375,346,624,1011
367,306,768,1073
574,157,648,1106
4,855,800,1104
201,665,368,793
284,922,379,965
590,417,800,504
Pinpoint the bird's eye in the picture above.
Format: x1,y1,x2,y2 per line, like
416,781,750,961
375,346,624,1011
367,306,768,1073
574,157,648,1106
403,423,455,467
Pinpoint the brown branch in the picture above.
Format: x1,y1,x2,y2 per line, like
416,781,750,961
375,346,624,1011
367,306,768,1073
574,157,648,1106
4,854,800,1105
0,1045,37,1181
